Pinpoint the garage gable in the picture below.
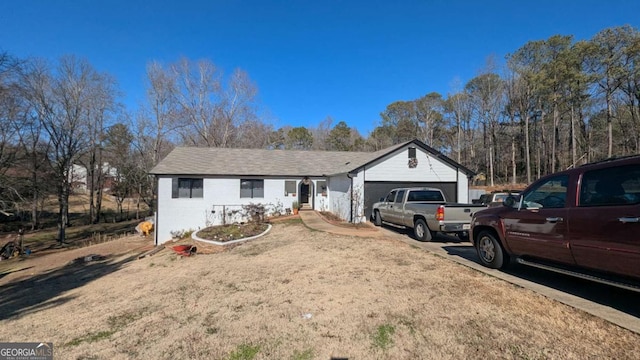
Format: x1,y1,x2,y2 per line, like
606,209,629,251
363,145,458,182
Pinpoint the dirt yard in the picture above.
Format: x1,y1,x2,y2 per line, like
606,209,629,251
1,221,639,359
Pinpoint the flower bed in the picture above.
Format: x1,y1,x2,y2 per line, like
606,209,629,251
195,223,269,243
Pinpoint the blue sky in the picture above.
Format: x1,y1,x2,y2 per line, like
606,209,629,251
2,1,639,135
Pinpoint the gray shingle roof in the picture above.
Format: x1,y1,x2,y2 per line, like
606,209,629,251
149,140,475,177
152,148,362,176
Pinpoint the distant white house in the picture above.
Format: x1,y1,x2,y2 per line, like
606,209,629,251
149,139,475,245
69,163,118,193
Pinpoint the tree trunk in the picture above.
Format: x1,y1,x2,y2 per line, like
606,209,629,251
552,100,559,172
30,163,39,231
57,181,70,245
511,138,516,185
88,166,95,223
94,146,104,223
525,114,531,183
571,104,577,168
489,122,495,187
540,112,548,175
607,91,613,157
457,115,461,163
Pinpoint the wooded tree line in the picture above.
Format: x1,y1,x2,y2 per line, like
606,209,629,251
1,25,639,241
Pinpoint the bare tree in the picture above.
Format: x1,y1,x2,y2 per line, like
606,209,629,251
217,68,259,147
0,52,21,178
585,27,628,157
235,119,273,149
415,92,444,147
465,71,505,187
104,122,136,216
144,58,262,149
172,58,222,147
0,52,24,215
80,72,118,223
311,116,333,150
14,59,54,229
22,56,112,244
133,61,181,212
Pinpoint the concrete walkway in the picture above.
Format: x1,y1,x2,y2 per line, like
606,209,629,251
298,210,384,237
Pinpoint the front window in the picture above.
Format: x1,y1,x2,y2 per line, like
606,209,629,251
241,179,264,198
395,190,406,203
385,191,397,202
284,180,296,196
172,178,203,198
522,175,568,209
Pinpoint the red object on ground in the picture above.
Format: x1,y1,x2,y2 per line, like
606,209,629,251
171,245,197,257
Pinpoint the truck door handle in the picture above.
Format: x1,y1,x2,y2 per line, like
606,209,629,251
546,217,563,223
618,217,640,223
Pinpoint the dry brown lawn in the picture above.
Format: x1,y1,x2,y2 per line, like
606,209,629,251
1,221,639,360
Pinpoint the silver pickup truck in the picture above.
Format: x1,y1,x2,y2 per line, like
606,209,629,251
372,187,486,241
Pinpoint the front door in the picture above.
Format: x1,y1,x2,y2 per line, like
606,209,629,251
502,174,575,265
300,183,310,207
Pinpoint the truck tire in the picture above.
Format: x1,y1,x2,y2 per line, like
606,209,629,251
475,230,509,269
414,219,433,242
373,210,382,226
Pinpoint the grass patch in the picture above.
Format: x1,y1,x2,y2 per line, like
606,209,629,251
226,343,261,360
65,330,117,347
371,324,395,350
291,348,314,360
65,309,146,347
26,220,138,244
107,310,144,329
279,218,303,225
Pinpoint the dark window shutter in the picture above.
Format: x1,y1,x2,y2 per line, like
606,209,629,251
172,178,178,198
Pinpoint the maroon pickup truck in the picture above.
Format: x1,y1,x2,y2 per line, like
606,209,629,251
471,156,640,291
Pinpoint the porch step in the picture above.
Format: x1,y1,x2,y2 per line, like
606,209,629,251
300,204,312,210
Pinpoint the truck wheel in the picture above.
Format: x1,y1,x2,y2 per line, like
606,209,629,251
373,210,382,226
476,230,509,269
414,219,433,242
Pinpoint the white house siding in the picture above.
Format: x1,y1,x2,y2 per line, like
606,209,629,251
457,169,470,203
313,179,330,212
156,176,208,244
364,147,457,182
328,174,351,221
156,176,332,244
352,171,366,223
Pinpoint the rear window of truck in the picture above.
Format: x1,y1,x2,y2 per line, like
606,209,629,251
579,164,640,206
407,190,444,202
